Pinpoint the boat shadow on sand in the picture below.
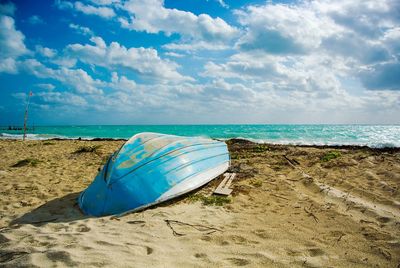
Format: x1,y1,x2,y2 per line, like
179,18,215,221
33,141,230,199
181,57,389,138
8,189,205,227
10,192,89,226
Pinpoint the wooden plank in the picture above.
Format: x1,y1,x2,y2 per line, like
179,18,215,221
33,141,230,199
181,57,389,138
224,173,235,188
213,173,235,196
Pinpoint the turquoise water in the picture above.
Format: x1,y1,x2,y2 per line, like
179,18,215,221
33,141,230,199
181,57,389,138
1,125,399,148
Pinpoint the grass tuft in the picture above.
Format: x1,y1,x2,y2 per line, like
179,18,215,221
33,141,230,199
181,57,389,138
187,194,231,206
321,151,341,162
252,144,269,153
12,158,41,167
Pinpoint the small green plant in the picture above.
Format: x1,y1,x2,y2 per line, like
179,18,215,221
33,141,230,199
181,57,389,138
321,151,341,162
230,152,241,160
252,144,268,153
73,145,101,154
202,195,231,206
187,194,231,206
187,194,203,203
12,158,41,167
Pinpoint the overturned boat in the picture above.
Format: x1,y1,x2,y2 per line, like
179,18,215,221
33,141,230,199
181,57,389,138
78,132,230,216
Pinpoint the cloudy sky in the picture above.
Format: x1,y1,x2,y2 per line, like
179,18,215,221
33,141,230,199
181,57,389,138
0,0,399,125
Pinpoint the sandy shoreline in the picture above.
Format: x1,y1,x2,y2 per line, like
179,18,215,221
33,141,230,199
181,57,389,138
0,139,399,267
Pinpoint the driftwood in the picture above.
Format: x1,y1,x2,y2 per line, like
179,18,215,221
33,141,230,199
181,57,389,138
336,233,345,243
304,205,319,223
165,219,222,236
283,155,300,168
270,193,290,201
127,220,145,225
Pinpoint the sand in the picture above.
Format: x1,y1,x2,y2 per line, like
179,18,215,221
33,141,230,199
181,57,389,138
0,139,399,267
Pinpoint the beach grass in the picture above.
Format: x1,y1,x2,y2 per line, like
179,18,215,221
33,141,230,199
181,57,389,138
321,151,341,162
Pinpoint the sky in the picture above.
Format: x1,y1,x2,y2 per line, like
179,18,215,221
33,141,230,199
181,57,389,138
0,0,399,125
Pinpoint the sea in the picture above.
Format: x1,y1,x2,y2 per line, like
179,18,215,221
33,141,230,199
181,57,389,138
1,125,399,148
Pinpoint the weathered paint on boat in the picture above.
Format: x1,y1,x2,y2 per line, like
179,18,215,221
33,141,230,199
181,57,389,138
78,132,230,216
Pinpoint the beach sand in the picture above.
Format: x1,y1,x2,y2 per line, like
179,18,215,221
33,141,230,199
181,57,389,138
0,139,399,267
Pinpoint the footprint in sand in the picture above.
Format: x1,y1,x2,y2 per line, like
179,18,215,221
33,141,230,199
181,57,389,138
200,235,230,246
307,248,325,257
126,220,146,226
253,229,270,239
76,225,91,232
125,243,154,255
286,249,302,257
377,216,391,223
230,235,259,245
96,240,115,246
194,253,207,259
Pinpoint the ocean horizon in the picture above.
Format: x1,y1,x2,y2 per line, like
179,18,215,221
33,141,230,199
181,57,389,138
1,124,399,148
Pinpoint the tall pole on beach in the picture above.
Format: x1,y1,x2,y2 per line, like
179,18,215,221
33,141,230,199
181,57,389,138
23,91,32,141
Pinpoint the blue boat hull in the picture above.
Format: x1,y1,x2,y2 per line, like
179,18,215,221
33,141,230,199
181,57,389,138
78,132,230,216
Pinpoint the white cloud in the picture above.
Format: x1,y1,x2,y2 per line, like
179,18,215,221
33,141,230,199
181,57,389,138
54,0,73,10
0,13,28,73
88,0,120,5
23,59,103,94
37,91,88,106
0,58,18,74
381,27,400,57
69,23,94,36
67,36,193,82
216,0,228,9
56,0,237,51
35,83,55,90
74,1,115,18
119,0,238,41
229,0,400,93
235,3,342,54
35,45,57,58
164,52,185,58
163,41,229,51
51,56,77,68
55,0,115,18
108,72,136,92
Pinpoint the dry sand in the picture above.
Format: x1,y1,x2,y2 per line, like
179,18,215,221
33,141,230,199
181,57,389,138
0,139,399,267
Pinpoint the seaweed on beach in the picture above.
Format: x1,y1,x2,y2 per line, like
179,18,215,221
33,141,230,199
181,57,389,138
42,141,55,145
73,145,101,154
11,158,41,167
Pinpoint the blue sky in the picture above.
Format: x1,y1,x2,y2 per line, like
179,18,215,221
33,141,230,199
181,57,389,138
0,0,399,125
